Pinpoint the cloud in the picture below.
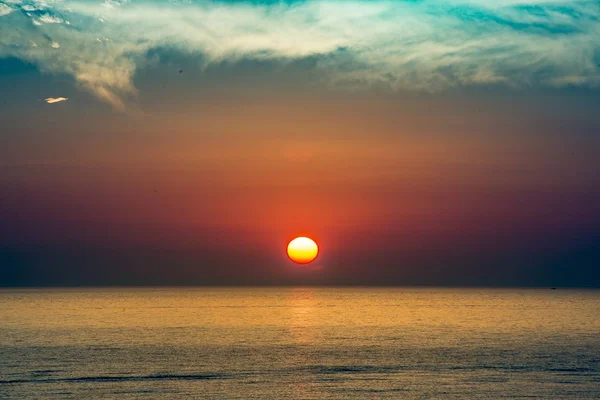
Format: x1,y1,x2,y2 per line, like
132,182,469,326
1,0,599,110
38,15,64,24
45,97,68,103
0,3,13,16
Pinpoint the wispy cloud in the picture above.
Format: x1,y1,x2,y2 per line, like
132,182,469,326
45,97,68,103
0,3,13,16
1,0,599,110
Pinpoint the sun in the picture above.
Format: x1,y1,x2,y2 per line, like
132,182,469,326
287,237,319,264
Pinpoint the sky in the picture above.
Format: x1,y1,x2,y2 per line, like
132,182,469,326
1,0,600,286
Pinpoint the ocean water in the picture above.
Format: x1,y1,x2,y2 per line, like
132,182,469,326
1,288,599,399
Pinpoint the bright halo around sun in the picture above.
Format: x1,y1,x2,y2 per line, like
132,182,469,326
287,237,319,264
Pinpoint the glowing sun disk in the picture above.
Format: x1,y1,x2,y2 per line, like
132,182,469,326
287,237,319,264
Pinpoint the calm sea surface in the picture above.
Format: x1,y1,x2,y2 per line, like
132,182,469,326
1,288,599,399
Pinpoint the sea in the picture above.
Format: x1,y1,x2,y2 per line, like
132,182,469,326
1,288,599,399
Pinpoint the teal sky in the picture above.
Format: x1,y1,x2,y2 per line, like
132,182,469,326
1,0,600,110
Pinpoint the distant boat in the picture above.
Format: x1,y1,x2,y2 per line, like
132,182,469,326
551,287,557,290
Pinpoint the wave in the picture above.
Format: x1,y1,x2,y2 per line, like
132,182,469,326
0,372,234,385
